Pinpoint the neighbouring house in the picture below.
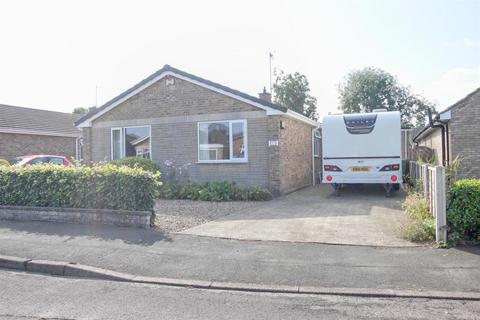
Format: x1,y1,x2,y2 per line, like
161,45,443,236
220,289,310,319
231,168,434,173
0,104,82,161
413,87,480,179
75,65,321,195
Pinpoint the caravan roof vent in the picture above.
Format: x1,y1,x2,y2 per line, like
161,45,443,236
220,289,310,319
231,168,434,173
372,108,387,113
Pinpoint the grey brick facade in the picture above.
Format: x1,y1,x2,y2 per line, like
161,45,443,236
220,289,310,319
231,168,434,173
80,71,319,194
416,88,480,179
448,89,480,179
0,132,77,161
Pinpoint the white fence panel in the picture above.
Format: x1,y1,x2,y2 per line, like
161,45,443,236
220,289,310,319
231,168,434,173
409,161,447,242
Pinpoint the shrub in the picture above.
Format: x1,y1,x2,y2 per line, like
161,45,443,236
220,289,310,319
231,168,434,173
110,157,160,173
0,159,9,166
0,164,160,211
401,192,435,242
158,181,272,202
448,179,480,241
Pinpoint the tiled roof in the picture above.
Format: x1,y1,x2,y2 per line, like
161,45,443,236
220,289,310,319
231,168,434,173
0,104,81,137
75,64,288,126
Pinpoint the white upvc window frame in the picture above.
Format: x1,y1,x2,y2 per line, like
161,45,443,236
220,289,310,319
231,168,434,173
197,119,248,163
110,125,152,160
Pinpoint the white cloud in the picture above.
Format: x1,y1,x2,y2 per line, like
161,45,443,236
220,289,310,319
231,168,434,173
420,66,480,111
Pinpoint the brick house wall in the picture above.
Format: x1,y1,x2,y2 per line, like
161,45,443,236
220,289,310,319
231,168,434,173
449,90,480,179
418,129,444,165
82,75,318,193
0,132,77,161
277,116,314,194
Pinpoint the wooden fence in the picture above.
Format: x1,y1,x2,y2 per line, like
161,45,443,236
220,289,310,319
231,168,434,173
409,161,447,242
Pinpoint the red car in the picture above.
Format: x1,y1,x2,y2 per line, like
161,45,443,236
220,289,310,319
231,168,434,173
14,155,72,167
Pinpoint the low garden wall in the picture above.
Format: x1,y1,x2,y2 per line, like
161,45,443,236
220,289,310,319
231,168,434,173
0,163,160,228
0,205,151,228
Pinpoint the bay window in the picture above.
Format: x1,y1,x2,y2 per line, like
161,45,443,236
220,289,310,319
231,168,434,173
198,120,247,162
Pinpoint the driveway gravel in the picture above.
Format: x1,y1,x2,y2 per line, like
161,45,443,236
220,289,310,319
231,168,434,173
154,200,264,232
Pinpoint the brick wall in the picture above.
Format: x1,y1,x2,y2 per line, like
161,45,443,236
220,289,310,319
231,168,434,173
94,76,258,123
418,129,443,165
449,90,480,179
277,116,314,194
0,132,77,161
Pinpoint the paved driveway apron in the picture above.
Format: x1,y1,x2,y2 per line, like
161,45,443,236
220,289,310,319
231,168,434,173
181,184,416,247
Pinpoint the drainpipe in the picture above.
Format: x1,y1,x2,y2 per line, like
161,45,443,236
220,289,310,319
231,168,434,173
427,109,447,166
311,127,320,186
437,119,450,165
311,128,315,186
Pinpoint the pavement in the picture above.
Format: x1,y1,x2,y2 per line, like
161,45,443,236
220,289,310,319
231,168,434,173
1,220,479,293
180,185,415,247
1,270,480,320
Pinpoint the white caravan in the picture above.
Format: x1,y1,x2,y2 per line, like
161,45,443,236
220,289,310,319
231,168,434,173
321,110,402,196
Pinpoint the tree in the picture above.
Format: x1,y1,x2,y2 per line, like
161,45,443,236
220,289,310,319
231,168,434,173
338,67,436,128
273,71,318,120
73,106,97,115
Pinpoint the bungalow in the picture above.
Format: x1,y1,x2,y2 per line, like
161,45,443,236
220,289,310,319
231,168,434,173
75,65,321,195
413,87,480,179
0,104,81,161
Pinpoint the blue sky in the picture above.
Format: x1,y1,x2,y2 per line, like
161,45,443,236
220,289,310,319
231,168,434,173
0,0,478,118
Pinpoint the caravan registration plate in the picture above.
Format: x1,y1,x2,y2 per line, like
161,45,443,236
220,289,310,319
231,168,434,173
352,166,371,172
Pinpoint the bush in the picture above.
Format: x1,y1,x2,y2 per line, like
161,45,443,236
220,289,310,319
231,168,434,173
0,164,160,211
110,157,160,173
448,179,480,241
401,192,435,242
0,159,9,166
158,181,272,202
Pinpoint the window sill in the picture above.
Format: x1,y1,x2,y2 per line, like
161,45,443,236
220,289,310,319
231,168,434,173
197,160,248,164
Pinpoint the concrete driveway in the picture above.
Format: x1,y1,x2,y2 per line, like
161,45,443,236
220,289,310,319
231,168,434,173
180,184,416,247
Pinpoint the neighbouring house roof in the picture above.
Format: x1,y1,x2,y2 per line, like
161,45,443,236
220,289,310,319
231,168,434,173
0,104,81,138
75,64,319,128
413,87,480,143
130,135,150,146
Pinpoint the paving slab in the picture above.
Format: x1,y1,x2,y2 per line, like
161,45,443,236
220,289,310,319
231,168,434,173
181,184,416,247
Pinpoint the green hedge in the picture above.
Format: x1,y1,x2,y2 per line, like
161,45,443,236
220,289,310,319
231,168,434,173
159,181,272,201
0,164,160,211
110,157,160,173
448,179,480,240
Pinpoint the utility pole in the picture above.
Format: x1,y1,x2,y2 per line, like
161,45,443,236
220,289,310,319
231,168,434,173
95,85,99,107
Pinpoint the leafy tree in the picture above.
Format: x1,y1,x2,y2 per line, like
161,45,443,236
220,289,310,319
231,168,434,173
273,71,318,120
338,67,436,128
73,106,97,115
72,107,89,115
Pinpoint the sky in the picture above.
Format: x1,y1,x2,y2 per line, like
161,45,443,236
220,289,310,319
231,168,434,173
0,0,478,119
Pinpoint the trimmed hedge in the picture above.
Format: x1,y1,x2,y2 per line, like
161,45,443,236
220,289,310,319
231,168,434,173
0,164,161,211
448,179,480,240
110,157,160,173
0,159,9,166
158,181,272,201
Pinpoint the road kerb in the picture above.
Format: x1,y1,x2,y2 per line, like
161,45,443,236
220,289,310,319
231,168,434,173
1,254,480,301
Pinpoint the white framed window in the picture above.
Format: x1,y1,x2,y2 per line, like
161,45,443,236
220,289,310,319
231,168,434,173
198,120,248,163
314,130,321,157
111,126,151,160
